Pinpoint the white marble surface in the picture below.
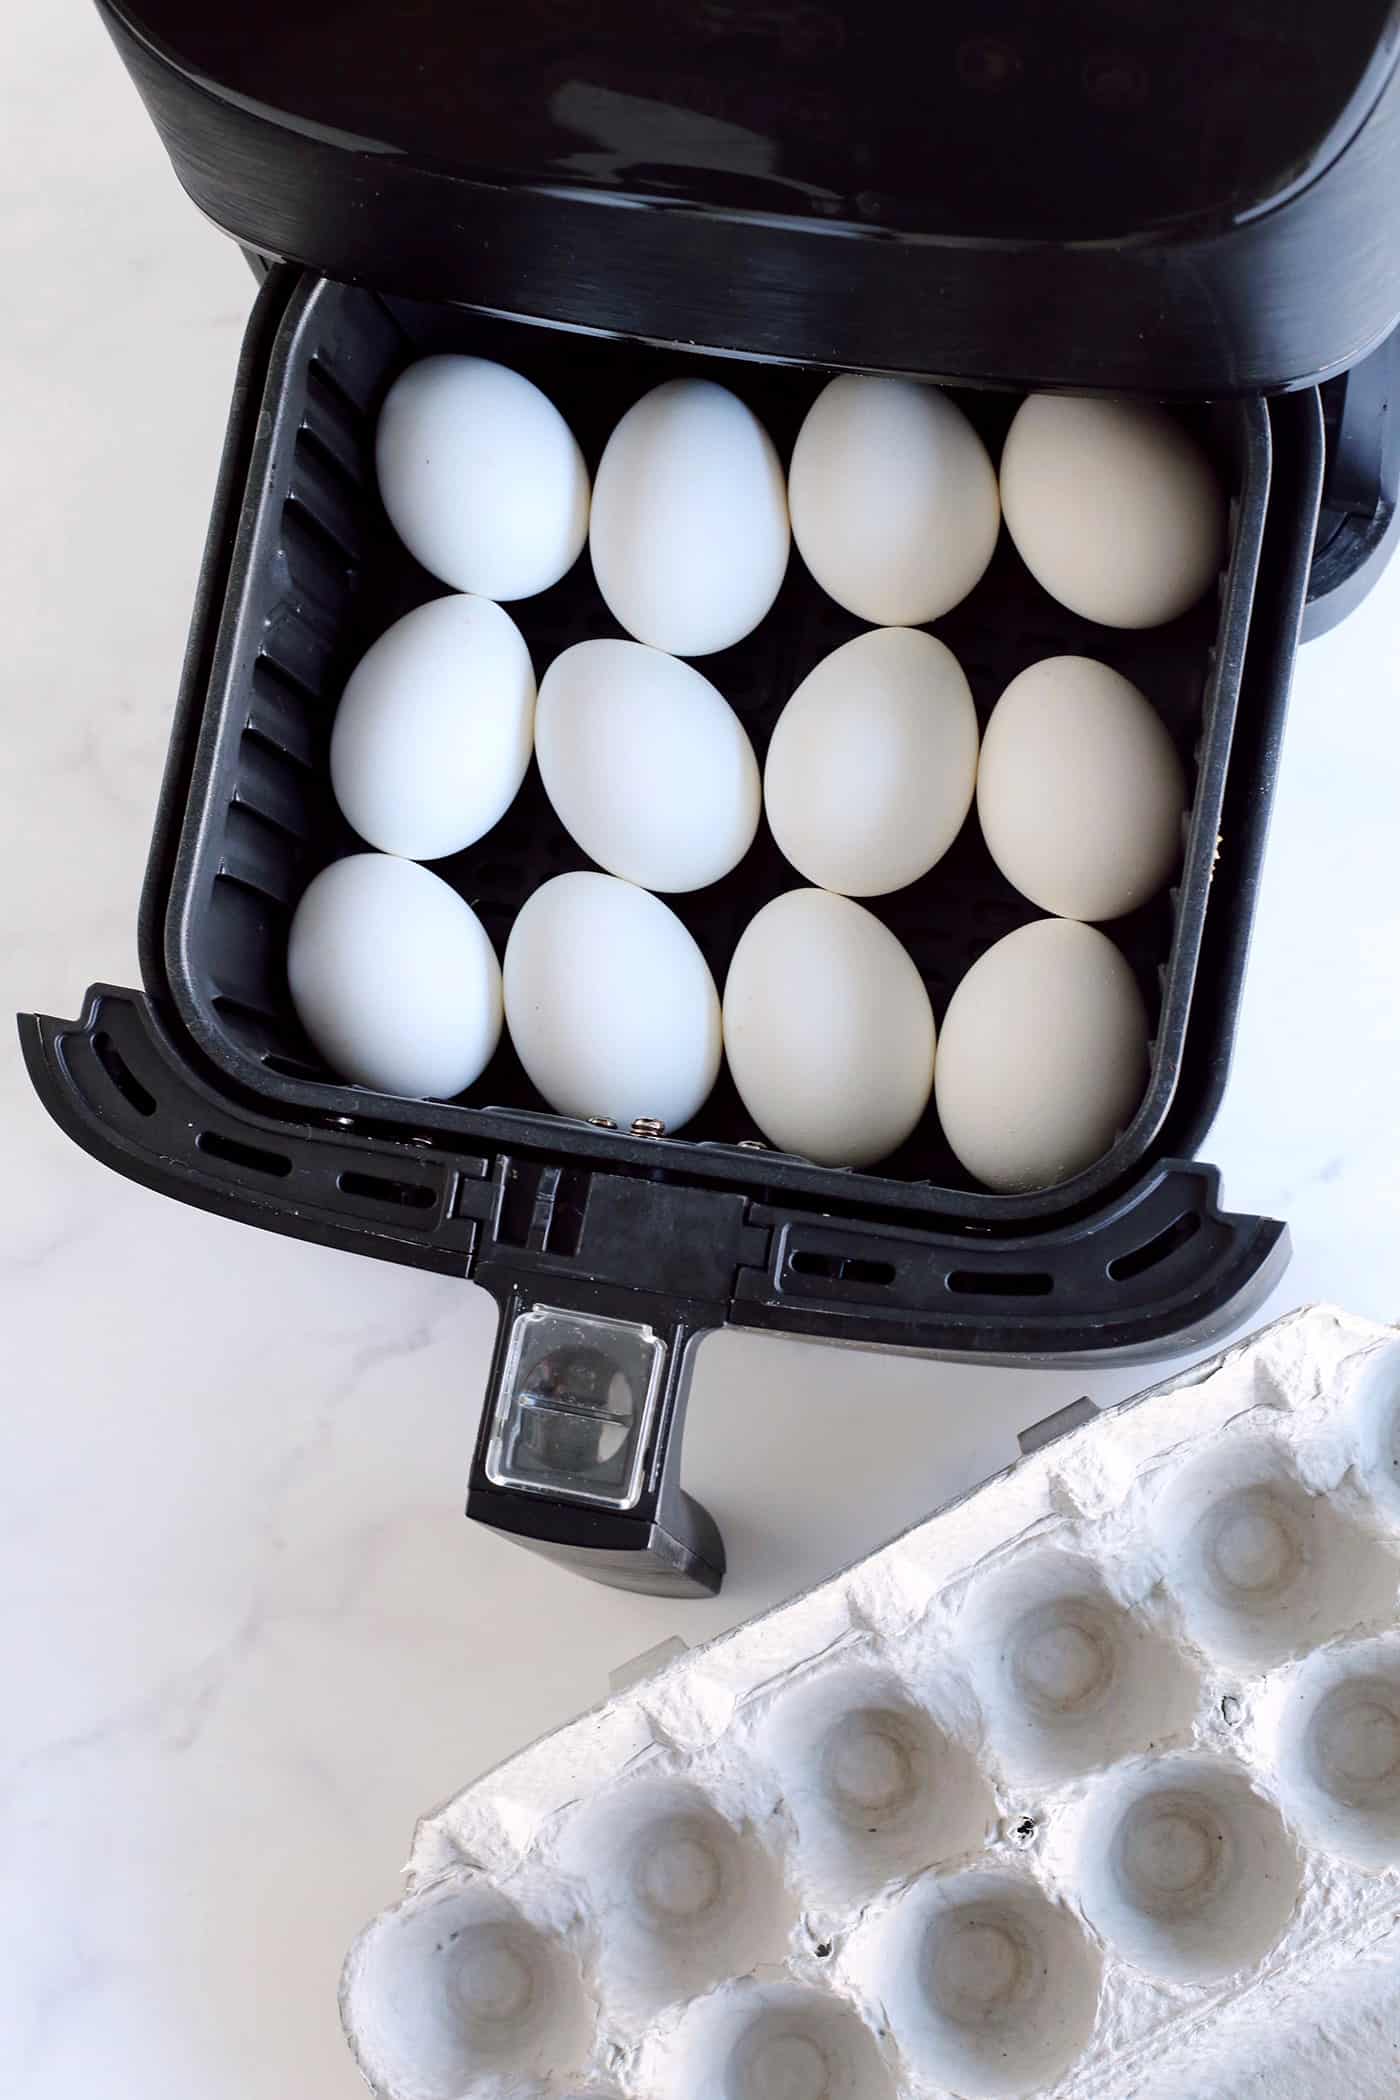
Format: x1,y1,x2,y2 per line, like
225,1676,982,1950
4,11,1400,2097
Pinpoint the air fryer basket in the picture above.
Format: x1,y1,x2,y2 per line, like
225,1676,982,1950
162,272,1265,1218
23,266,1326,1596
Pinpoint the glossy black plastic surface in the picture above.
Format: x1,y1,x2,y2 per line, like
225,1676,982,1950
151,270,1268,1227
103,0,1400,242
101,0,1400,391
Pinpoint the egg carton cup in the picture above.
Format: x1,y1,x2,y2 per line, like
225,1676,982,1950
341,1305,1400,2100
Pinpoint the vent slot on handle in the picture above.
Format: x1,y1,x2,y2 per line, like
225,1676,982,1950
946,1268,1054,1298
338,1169,437,1211
93,1030,156,1118
788,1249,897,1287
196,1128,293,1178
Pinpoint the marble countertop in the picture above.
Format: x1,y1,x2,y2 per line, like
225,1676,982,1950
5,11,1400,2097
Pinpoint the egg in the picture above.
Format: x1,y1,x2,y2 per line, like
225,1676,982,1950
588,379,790,655
787,375,1000,625
375,355,590,600
934,918,1149,1192
330,595,536,861
287,854,501,1099
999,395,1226,629
504,873,721,1130
764,628,978,896
977,656,1186,921
723,889,936,1168
536,640,759,892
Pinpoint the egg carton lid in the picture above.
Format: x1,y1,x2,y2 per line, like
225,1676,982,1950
342,1302,1400,2100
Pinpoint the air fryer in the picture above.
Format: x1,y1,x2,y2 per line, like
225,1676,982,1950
21,1,1400,1597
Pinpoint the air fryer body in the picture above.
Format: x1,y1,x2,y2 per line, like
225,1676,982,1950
102,0,1400,392
20,1,1400,1595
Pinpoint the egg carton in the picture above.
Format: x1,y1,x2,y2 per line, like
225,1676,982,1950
340,1305,1400,2100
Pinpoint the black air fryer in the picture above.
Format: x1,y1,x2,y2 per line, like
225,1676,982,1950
23,1,1400,1597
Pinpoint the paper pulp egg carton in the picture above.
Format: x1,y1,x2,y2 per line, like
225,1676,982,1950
341,1306,1400,2100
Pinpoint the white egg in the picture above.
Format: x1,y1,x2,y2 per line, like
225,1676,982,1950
588,379,790,656
375,355,590,600
765,628,978,896
330,595,536,861
935,918,1148,1192
723,888,935,1168
999,394,1226,629
288,854,501,1099
504,873,721,1130
788,375,1000,625
536,640,759,892
977,656,1186,921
